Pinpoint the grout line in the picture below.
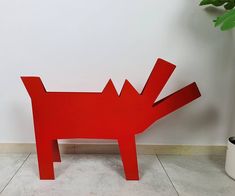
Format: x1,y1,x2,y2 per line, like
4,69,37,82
0,153,31,195
156,154,180,196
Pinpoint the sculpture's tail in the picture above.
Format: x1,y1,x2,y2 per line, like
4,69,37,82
21,77,46,98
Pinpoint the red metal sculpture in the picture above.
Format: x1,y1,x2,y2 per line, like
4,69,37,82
21,58,201,180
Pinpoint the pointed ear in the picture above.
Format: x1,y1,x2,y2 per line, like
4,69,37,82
102,79,118,96
120,79,139,97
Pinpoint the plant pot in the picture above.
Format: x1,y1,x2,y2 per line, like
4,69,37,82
225,137,235,180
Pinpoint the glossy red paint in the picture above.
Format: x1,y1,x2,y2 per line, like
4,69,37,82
21,58,201,180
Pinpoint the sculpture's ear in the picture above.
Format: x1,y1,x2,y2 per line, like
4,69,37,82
120,80,139,98
102,79,118,96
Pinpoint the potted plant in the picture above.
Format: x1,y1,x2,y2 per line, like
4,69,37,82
200,0,235,31
200,0,235,180
226,137,235,179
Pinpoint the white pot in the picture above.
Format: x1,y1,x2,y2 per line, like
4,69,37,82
225,137,235,180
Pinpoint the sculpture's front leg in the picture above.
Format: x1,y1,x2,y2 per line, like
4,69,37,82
118,135,139,180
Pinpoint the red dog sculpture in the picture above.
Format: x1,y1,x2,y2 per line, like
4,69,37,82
21,58,201,180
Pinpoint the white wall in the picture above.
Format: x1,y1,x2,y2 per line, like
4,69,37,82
0,0,234,145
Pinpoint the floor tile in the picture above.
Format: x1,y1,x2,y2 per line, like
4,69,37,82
1,154,177,196
0,154,29,193
158,155,235,196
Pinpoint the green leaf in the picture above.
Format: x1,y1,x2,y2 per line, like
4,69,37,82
200,0,228,6
221,14,235,30
214,9,235,30
212,0,228,6
224,1,235,9
214,9,235,26
200,0,214,5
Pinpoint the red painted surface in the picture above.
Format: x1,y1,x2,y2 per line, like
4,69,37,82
21,58,201,180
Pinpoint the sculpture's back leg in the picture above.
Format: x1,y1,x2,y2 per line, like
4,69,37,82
52,140,61,162
33,109,55,180
118,135,139,180
35,136,55,179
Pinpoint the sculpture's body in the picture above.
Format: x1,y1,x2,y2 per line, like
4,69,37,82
21,59,201,180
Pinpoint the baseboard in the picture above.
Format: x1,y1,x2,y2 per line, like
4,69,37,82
0,143,226,155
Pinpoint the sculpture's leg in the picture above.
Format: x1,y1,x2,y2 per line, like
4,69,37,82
35,137,55,180
118,135,139,180
52,140,61,162
32,103,55,180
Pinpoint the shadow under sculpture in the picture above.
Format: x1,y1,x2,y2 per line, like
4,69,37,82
21,58,201,180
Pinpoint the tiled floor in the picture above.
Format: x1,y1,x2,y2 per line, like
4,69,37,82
0,154,234,196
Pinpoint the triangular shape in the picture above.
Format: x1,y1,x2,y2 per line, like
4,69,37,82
120,79,139,97
102,79,118,96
